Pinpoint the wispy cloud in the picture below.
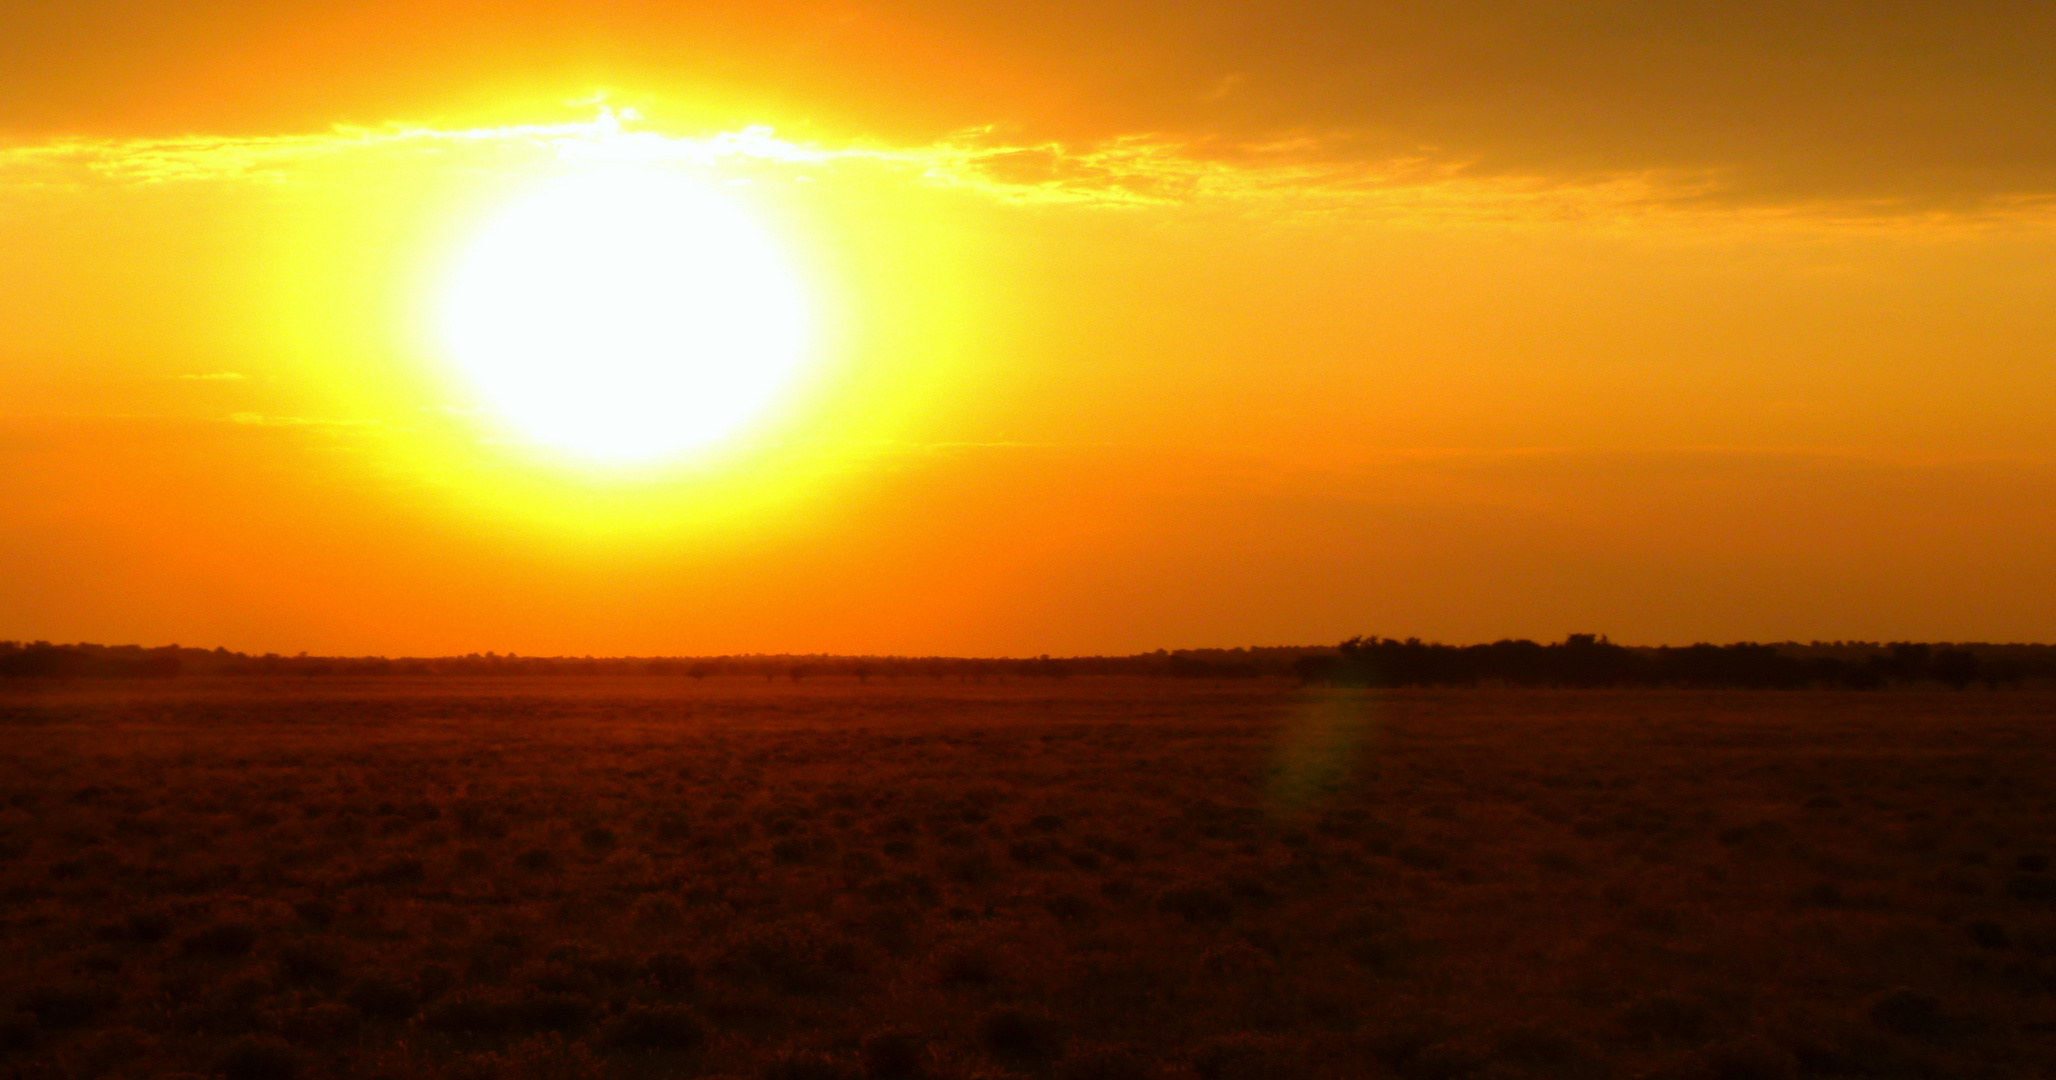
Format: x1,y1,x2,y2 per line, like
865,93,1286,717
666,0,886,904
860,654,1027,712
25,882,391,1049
4,108,2052,230
178,372,246,381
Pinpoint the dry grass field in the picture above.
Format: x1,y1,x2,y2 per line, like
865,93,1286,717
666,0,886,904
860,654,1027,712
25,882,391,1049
1,678,2052,1080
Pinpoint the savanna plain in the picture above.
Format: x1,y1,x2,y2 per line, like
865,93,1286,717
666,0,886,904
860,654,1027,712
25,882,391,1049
2,678,2052,1080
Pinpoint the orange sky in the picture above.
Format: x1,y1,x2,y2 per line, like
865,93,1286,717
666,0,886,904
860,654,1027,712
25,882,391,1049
3,1,2054,655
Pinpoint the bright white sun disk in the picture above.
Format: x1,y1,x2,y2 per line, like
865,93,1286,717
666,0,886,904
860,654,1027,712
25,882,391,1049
442,169,807,460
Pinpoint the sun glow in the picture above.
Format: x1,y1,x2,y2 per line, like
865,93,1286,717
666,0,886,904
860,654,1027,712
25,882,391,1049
441,167,808,461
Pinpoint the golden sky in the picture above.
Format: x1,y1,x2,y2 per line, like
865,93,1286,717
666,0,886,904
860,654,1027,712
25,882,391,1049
3,1,2054,655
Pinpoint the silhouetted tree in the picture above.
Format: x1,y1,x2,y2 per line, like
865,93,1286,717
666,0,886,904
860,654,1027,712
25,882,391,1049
1932,649,1980,691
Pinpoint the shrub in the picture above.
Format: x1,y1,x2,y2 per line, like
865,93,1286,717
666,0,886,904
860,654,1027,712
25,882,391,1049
604,1004,707,1052
1619,993,1719,1046
1009,837,1060,865
182,922,259,959
1697,1035,1800,1080
420,994,512,1035
936,944,1001,986
720,921,857,995
942,849,999,883
632,894,686,929
18,984,112,1029
1158,885,1234,921
1197,941,1277,981
1866,988,1941,1038
215,1036,299,1080
342,977,419,1021
1045,892,1098,922
276,943,343,989
278,1002,360,1045
1058,1043,1149,1080
861,1028,926,1080
125,911,174,943
361,857,425,885
1192,1032,1308,1080
642,950,699,994
977,1006,1063,1064
1492,1024,1599,1076
510,992,593,1033
417,964,459,1001
1965,919,2009,949
1395,844,1450,871
2006,874,2056,903
762,1050,862,1080
0,1012,37,1054
1400,1037,1489,1080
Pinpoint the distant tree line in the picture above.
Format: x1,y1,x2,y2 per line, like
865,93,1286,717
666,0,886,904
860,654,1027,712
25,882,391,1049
1291,635,2028,690
0,642,180,679
1,637,2048,687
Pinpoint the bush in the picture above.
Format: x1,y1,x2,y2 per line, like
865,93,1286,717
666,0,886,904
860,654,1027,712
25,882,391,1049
977,1006,1063,1064
510,992,593,1033
1395,844,1450,871
1697,1035,1800,1080
1400,1037,1489,1080
0,1012,37,1054
276,943,343,989
125,911,174,943
2005,873,2056,903
861,1028,926,1080
1965,918,2009,949
182,922,259,959
216,1036,299,1080
1058,1043,1149,1080
420,994,512,1035
762,1050,862,1080
937,944,1001,987
279,1002,361,1044
1193,1032,1308,1080
362,857,425,885
18,985,112,1029
1866,988,1941,1038
642,950,699,994
1619,993,1719,1046
604,1004,707,1051
1045,892,1098,922
1492,1024,1597,1074
1009,837,1061,865
1158,885,1234,921
341,977,419,1022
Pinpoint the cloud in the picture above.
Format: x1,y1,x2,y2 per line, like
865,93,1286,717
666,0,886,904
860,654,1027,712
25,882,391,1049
3,2,2052,212
7,110,2052,232
178,372,246,381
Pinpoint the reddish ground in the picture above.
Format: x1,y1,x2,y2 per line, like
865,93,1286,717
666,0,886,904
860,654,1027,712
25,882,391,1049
1,678,2052,1080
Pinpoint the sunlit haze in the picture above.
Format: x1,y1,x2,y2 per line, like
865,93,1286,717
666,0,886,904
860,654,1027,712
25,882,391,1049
2,1,2054,656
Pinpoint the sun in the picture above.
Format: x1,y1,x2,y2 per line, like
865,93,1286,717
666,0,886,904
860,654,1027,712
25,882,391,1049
441,167,808,461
